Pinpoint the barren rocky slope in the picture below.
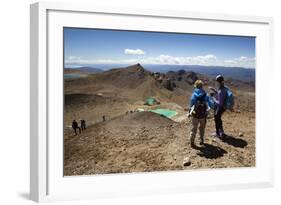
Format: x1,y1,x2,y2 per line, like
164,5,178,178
64,64,255,176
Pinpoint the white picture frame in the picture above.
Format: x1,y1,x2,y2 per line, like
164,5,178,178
30,2,274,202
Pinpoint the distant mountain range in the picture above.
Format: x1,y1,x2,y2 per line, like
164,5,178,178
64,64,255,82
143,64,255,82
65,66,104,74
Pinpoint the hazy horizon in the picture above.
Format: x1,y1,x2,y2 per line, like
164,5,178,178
64,63,255,70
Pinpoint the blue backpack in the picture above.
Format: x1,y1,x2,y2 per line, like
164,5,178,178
225,87,234,110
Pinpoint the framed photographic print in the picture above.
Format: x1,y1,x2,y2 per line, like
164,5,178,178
30,2,274,202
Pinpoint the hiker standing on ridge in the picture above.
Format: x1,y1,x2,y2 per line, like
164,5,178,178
188,80,214,148
212,75,228,137
80,119,86,131
72,120,81,135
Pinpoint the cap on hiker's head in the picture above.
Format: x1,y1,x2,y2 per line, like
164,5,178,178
194,80,203,88
216,75,224,83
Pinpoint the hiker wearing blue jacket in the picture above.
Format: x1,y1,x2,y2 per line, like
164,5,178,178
213,75,227,137
188,80,214,148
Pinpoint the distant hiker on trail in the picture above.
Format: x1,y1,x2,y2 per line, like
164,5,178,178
212,74,229,137
188,80,214,148
72,120,81,135
80,119,86,130
102,115,106,122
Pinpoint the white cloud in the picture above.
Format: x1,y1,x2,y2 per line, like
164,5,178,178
140,54,218,66
67,56,81,61
124,48,146,55
223,56,255,68
65,54,255,68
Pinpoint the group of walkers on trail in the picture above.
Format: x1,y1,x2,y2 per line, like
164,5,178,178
72,119,86,135
188,74,234,148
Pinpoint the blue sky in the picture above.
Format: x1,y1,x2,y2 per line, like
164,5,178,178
64,27,255,68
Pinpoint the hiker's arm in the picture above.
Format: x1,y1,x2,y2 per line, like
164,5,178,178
187,94,196,117
214,89,225,107
213,94,219,105
206,95,215,109
189,93,196,108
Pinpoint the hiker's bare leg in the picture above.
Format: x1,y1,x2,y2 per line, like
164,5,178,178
199,118,206,144
190,117,199,147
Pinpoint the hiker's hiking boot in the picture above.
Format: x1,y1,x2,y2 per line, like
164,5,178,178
191,142,196,148
220,132,227,137
211,132,220,138
211,132,227,138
